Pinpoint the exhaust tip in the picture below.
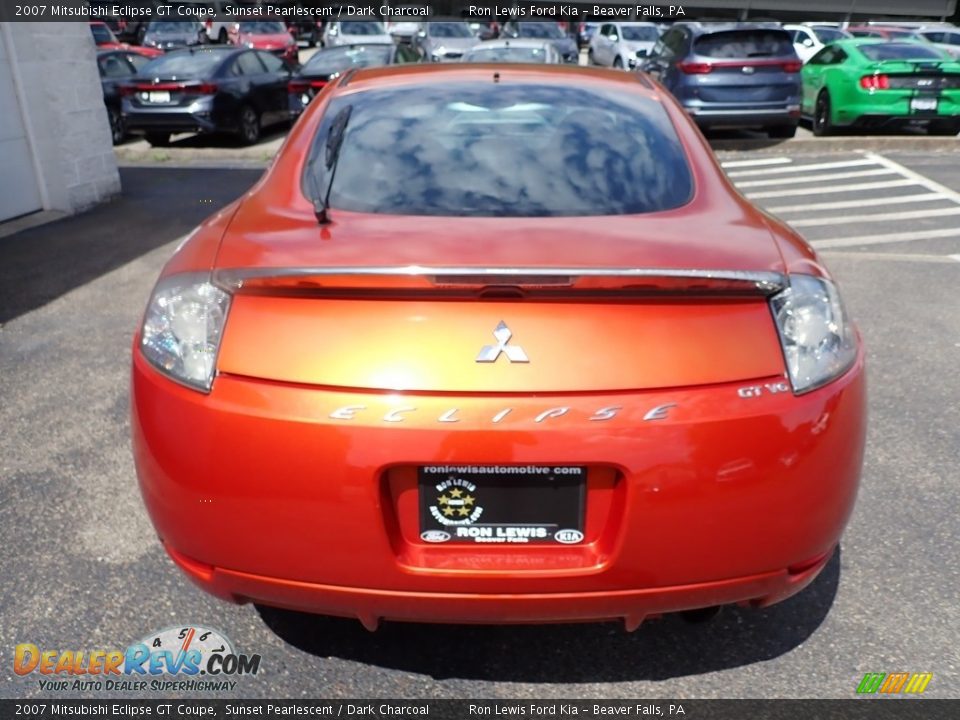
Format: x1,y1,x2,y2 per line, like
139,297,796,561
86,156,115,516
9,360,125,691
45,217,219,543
679,606,722,624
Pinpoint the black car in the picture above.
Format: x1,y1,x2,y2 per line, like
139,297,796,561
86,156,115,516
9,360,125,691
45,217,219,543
121,47,293,146
96,50,152,144
288,43,422,114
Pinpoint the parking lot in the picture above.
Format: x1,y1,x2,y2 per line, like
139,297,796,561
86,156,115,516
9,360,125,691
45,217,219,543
1,140,958,699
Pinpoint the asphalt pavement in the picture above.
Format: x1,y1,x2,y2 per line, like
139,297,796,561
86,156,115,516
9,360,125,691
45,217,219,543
1,153,958,700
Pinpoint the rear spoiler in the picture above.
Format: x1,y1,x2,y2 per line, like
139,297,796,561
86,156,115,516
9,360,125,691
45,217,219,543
213,267,787,298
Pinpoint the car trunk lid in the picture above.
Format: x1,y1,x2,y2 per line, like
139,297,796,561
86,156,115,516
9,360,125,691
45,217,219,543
212,208,788,393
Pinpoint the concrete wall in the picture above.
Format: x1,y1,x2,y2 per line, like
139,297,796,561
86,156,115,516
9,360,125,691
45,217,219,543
1,22,120,216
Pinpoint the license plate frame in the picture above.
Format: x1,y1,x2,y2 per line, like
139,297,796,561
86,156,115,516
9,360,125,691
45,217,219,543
418,465,586,545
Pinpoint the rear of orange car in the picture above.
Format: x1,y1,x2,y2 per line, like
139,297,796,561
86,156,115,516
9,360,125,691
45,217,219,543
131,66,866,630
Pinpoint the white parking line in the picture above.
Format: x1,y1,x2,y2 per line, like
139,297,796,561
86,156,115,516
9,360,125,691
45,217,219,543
745,179,916,200
811,227,960,249
865,152,960,205
735,168,896,188
721,157,793,169
790,206,960,228
766,193,945,214
726,158,876,178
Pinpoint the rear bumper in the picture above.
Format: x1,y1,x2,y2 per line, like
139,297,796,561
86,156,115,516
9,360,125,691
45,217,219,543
165,541,835,630
131,345,866,626
122,101,220,135
833,90,960,127
687,106,801,129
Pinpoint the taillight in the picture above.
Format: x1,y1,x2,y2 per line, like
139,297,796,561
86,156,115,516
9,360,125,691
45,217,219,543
679,61,713,74
288,79,326,93
126,82,218,95
782,61,802,73
860,74,890,90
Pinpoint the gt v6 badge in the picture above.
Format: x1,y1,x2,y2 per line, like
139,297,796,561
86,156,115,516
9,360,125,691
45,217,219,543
738,381,791,398
476,321,529,363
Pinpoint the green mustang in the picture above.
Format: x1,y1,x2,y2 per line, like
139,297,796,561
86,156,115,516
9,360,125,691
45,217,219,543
801,39,960,136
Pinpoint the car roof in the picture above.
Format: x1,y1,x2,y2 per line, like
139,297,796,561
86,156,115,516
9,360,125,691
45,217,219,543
677,22,785,35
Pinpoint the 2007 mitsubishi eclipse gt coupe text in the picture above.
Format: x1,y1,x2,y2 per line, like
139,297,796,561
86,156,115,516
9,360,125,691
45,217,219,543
131,64,866,631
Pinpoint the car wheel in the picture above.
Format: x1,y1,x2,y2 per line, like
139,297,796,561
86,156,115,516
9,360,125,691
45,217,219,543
237,105,260,145
108,106,125,145
613,56,623,69
768,123,798,139
144,132,170,147
218,28,228,44
813,91,834,137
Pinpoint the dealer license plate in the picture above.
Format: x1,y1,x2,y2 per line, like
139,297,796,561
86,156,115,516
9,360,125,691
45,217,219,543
911,97,938,113
418,465,585,545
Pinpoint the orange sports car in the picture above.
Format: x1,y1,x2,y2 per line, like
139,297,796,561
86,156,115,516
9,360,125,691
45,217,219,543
131,64,866,631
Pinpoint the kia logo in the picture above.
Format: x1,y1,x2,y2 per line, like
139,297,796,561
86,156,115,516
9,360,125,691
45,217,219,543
554,529,584,544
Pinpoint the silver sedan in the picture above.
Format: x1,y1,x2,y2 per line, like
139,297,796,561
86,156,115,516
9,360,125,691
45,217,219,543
461,39,561,64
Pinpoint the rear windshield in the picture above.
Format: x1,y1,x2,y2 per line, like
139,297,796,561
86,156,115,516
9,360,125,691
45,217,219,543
518,23,565,39
812,27,848,43
137,50,228,78
304,83,693,217
302,45,393,73
695,30,794,58
858,43,946,61
464,47,549,63
340,21,385,35
431,23,474,38
90,24,113,44
622,26,659,42
886,30,923,40
148,21,202,33
239,21,287,34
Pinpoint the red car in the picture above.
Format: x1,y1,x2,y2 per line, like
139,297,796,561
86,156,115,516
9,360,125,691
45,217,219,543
89,22,163,58
229,20,298,66
846,25,930,42
132,65,866,630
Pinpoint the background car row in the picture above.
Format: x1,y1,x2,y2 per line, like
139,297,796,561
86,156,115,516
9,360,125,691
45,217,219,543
93,18,960,146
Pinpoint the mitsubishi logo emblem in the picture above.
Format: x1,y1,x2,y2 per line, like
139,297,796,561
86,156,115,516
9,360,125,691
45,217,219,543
476,321,529,363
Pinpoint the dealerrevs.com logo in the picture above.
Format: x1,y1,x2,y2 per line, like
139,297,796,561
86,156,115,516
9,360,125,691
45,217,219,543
14,625,261,692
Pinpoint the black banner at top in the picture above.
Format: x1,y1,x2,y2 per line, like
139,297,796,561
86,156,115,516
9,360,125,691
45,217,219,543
0,1,957,23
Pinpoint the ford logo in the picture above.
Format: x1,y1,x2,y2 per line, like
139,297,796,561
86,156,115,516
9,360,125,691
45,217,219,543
554,529,584,544
420,530,451,543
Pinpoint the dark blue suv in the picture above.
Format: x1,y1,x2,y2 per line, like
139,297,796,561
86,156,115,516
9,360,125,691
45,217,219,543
640,23,802,138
